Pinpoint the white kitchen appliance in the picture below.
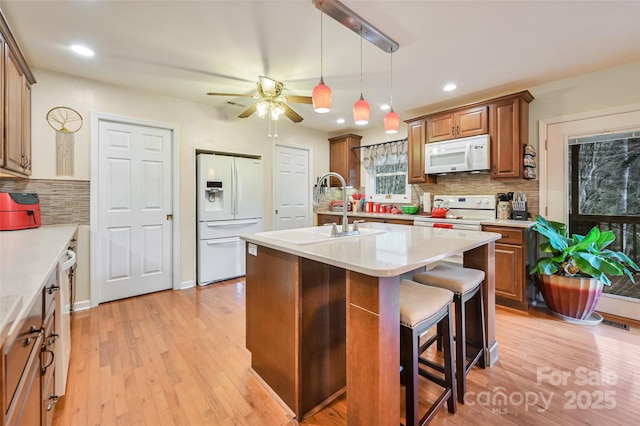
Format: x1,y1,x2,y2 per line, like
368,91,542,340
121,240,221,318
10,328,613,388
197,154,263,285
414,194,496,264
56,242,76,396
424,134,490,175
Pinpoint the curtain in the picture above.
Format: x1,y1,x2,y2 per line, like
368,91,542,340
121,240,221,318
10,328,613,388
361,139,408,172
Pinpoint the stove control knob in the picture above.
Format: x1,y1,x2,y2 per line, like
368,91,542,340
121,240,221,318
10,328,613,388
475,199,481,205
483,199,490,205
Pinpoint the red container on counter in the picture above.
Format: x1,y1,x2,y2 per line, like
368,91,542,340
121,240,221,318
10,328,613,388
385,205,392,213
373,203,380,213
365,201,373,213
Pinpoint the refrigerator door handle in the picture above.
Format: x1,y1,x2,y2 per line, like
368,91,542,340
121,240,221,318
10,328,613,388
206,220,259,228
206,237,241,246
234,161,239,215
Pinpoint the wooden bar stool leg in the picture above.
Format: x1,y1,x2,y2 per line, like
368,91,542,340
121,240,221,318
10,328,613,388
402,326,420,426
442,304,457,414
454,294,466,404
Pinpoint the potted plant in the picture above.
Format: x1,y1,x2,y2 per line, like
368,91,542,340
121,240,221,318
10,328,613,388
530,215,639,323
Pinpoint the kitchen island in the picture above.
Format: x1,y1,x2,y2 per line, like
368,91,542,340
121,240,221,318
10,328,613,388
241,222,501,424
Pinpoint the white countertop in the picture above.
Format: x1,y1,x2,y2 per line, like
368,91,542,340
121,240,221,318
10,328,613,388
0,224,78,345
317,210,534,228
241,222,501,277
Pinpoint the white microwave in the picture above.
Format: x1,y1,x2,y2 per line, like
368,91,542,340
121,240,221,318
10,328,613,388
424,134,490,174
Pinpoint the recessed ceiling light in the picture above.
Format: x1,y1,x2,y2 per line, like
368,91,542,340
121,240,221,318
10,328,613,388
443,83,457,92
70,44,95,57
380,104,390,111
336,118,345,124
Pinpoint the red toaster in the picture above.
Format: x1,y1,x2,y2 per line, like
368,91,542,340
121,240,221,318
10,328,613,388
0,192,42,231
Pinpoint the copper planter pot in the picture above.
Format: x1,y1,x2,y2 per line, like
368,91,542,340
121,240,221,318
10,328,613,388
538,274,603,320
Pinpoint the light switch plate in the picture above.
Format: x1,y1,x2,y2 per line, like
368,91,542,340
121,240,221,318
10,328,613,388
248,243,257,256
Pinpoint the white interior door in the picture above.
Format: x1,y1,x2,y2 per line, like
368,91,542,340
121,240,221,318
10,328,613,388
274,144,310,230
542,106,640,320
97,120,173,303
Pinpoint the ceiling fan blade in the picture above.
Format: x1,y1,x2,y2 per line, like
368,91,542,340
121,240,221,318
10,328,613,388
238,103,258,118
285,95,313,104
207,92,255,97
282,104,303,123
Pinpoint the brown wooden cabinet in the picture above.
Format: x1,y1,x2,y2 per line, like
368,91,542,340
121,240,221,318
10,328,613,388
489,91,534,179
317,213,413,226
406,119,436,184
0,11,35,178
328,134,361,187
427,106,488,143
482,225,534,311
2,270,59,426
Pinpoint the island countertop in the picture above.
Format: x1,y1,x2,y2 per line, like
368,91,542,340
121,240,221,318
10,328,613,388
0,224,78,346
241,222,501,277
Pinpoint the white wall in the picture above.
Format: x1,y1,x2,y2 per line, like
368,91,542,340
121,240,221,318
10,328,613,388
30,69,331,290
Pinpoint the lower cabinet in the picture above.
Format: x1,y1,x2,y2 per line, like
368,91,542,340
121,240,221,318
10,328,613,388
316,213,413,226
2,269,59,426
482,225,534,311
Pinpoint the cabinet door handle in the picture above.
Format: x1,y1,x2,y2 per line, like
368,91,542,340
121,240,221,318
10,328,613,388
46,394,60,411
47,285,61,294
42,349,55,373
451,126,454,136
456,125,460,135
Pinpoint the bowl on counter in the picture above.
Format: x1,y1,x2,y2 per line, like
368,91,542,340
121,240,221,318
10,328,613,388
399,205,420,215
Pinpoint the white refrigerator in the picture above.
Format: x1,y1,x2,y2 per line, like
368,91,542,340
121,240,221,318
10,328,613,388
196,154,263,285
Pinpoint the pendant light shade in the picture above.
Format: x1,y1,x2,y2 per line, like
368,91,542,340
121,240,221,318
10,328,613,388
384,108,400,133
312,3,331,113
312,77,332,113
353,94,370,125
384,49,399,133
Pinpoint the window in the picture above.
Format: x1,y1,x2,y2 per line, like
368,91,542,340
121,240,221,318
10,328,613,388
362,140,412,203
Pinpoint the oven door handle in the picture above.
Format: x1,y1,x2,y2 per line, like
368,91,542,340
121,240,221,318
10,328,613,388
433,223,453,229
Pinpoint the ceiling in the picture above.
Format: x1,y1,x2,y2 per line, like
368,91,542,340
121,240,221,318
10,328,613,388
1,0,639,134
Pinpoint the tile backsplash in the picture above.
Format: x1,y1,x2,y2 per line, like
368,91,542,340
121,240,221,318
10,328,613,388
415,173,539,217
0,178,90,225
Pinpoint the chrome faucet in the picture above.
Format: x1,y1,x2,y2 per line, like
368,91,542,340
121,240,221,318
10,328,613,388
314,172,359,236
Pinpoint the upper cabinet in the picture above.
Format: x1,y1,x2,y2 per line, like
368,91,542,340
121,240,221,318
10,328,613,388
406,120,436,184
0,10,36,178
427,105,488,143
328,134,361,187
405,90,534,181
488,91,534,179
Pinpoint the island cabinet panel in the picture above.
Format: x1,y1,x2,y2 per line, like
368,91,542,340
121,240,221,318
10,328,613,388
245,245,346,420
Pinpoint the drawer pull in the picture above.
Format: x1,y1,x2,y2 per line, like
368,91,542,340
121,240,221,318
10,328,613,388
47,333,60,346
501,234,509,238
47,285,61,294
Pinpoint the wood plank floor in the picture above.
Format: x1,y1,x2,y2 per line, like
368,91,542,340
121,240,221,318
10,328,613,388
53,278,640,426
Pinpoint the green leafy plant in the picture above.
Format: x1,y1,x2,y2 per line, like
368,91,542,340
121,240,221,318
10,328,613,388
530,215,639,285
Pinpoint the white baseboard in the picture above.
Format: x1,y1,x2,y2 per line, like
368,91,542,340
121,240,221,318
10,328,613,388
178,280,195,290
72,300,92,312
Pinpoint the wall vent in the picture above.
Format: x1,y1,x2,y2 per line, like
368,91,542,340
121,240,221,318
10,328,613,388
602,319,630,331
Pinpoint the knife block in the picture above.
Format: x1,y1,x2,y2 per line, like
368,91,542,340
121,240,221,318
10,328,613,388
511,202,529,220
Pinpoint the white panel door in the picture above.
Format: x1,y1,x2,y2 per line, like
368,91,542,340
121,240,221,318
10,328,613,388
98,120,172,302
274,145,310,230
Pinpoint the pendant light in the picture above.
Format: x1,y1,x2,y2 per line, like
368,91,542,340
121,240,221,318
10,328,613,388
384,49,400,134
353,28,370,125
312,3,331,113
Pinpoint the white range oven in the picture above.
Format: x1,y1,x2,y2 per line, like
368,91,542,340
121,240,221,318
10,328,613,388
413,194,497,262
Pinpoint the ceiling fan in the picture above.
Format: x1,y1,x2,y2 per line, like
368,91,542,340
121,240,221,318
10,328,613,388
207,76,312,123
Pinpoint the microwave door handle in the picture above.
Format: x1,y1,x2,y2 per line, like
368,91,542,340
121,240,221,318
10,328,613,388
465,142,472,169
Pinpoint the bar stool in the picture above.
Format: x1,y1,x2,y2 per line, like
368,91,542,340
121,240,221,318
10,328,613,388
413,263,486,404
399,279,457,426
